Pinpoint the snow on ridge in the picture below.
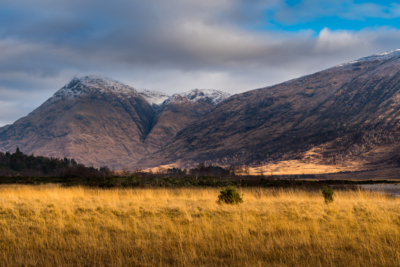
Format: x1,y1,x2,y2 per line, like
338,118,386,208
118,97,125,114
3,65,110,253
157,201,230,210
48,75,138,102
165,89,231,106
335,49,400,68
136,88,170,105
46,76,230,107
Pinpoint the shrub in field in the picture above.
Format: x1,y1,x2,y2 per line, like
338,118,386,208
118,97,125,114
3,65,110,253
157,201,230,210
218,186,243,204
322,186,334,203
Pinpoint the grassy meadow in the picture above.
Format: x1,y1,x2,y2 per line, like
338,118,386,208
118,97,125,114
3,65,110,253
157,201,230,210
0,185,399,266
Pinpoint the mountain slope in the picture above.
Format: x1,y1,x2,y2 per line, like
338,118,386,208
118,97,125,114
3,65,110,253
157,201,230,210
137,49,400,169
0,75,155,168
144,89,230,152
0,76,231,168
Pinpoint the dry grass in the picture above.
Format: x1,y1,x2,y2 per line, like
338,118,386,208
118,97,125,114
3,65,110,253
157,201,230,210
0,185,399,266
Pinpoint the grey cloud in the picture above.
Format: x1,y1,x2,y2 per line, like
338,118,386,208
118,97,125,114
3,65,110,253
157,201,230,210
0,101,28,126
2,0,398,72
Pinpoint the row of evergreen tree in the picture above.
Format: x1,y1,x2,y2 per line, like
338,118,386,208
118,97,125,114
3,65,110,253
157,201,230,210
0,147,110,178
0,147,77,173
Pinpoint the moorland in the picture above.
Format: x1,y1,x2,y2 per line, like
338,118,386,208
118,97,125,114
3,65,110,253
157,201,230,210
0,185,399,266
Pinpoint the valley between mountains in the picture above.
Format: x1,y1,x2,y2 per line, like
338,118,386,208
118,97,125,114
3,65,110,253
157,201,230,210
2,50,400,174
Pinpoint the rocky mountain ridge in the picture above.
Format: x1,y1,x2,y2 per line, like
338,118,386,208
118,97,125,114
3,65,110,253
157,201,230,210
0,75,230,168
335,48,400,67
164,89,231,106
137,49,400,170
49,75,140,102
136,88,170,107
2,49,400,172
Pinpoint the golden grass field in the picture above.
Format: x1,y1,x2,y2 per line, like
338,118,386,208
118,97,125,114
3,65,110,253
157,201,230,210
0,185,399,266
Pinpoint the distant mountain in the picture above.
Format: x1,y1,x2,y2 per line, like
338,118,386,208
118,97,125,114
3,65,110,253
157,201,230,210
144,89,231,152
0,75,155,168
137,49,400,169
4,49,400,172
0,75,230,168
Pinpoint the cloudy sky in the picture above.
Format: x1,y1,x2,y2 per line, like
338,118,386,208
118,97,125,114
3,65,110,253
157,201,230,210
1,0,400,126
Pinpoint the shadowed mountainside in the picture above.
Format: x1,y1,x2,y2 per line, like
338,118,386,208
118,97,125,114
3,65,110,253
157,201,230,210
137,50,400,169
2,50,400,171
0,76,155,168
144,89,230,153
0,76,230,168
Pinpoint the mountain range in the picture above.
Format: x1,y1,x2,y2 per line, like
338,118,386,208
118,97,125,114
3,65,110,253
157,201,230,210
1,49,400,172
0,75,230,168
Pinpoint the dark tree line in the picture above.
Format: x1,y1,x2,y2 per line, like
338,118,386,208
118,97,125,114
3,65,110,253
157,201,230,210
0,147,77,174
0,147,111,178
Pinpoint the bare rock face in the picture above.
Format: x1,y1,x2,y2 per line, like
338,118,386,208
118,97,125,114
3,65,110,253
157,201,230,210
0,76,230,168
137,49,400,168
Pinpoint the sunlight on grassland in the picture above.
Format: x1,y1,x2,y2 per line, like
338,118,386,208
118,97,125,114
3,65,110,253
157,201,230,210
0,185,399,266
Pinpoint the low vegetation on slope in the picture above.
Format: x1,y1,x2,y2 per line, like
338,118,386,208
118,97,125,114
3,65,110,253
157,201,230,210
138,52,400,169
0,185,399,266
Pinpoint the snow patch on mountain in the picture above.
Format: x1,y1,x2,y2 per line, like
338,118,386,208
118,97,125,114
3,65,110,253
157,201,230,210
48,75,138,102
136,89,170,105
47,76,230,109
335,49,400,68
164,89,231,106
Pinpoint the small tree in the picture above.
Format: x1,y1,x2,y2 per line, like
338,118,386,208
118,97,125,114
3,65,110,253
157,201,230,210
322,186,334,204
218,186,243,204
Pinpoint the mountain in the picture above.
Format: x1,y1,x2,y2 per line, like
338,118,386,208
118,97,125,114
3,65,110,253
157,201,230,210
144,89,231,152
136,88,170,107
137,49,400,170
3,49,400,172
0,75,155,168
0,75,230,168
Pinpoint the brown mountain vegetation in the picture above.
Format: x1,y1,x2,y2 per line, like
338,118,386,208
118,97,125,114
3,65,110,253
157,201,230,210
0,76,229,169
137,53,400,171
2,52,400,173
144,90,226,152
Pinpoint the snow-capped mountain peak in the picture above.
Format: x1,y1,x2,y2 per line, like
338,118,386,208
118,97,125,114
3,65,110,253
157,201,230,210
47,76,231,109
48,75,138,102
336,49,400,68
165,89,231,106
354,49,400,63
136,88,170,106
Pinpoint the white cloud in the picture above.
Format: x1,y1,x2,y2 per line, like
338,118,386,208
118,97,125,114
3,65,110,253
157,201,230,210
315,28,365,51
